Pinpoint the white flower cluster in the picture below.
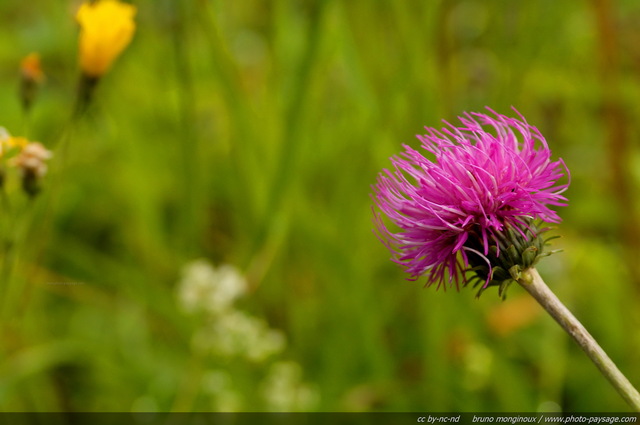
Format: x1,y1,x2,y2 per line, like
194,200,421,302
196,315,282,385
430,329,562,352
193,310,286,363
260,361,319,412
178,260,246,315
176,259,319,412
178,259,285,362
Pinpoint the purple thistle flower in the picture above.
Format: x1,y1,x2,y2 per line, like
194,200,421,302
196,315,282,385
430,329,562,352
372,108,570,291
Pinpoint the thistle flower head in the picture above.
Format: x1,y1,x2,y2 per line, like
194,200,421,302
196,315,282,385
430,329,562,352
76,0,136,78
372,108,569,295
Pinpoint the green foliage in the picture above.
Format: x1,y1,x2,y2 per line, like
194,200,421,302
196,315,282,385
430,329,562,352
0,0,639,412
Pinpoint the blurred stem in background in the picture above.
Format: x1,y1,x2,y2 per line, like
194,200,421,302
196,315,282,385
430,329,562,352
591,0,640,292
195,1,262,266
248,0,329,285
0,201,34,321
19,53,44,137
0,186,14,319
0,174,42,322
74,75,100,118
434,1,454,119
1,71,53,321
171,0,203,258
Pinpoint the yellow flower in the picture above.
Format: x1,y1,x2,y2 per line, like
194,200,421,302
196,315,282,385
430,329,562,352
0,128,28,158
76,0,137,77
6,137,29,151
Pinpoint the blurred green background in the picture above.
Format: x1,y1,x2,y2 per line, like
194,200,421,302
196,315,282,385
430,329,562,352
1,0,639,413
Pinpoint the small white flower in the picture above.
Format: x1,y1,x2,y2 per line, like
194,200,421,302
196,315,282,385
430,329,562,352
260,361,319,411
177,259,247,315
192,310,286,362
11,142,53,178
247,328,286,363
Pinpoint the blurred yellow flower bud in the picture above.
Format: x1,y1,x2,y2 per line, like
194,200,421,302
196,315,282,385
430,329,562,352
76,0,137,78
19,52,45,112
20,53,45,84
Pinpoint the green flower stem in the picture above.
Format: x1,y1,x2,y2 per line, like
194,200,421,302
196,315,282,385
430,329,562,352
519,268,640,411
